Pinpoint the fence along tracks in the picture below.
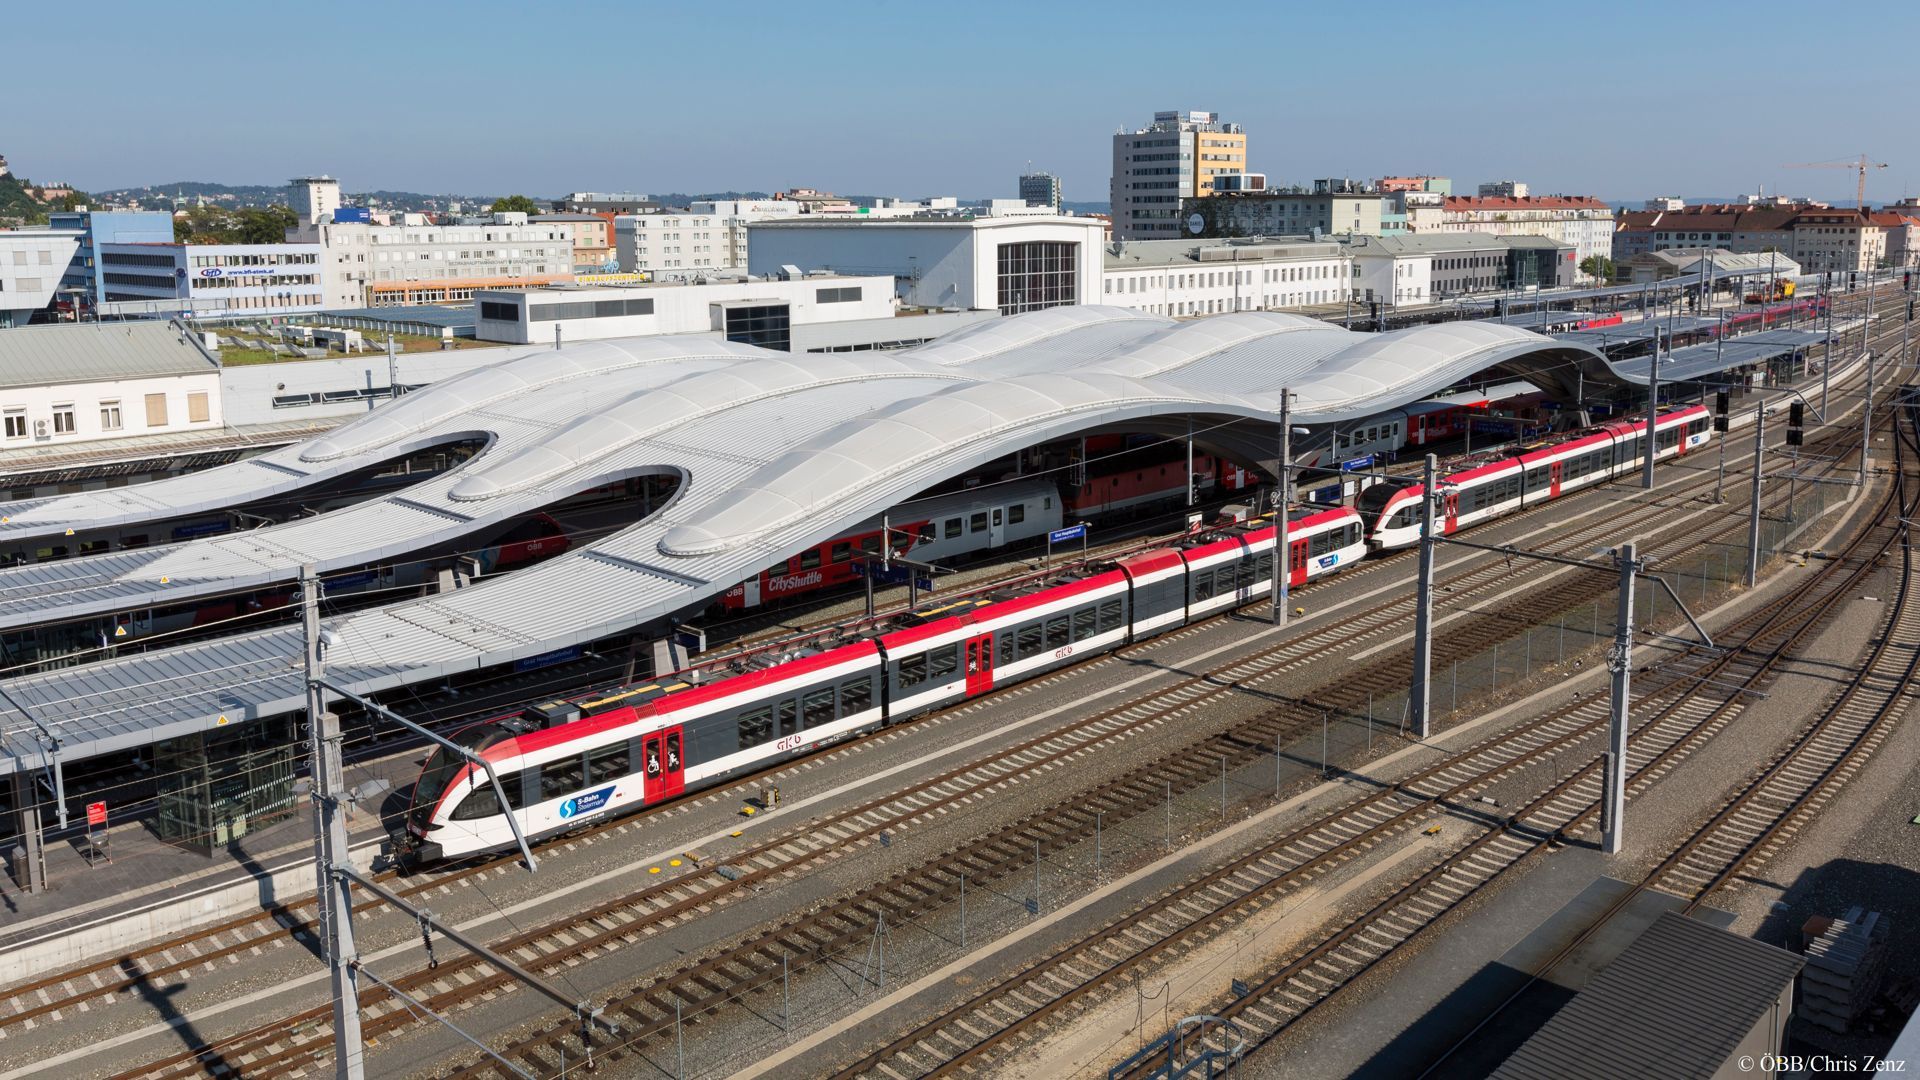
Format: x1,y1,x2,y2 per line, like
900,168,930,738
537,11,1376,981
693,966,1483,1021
833,403,1904,1079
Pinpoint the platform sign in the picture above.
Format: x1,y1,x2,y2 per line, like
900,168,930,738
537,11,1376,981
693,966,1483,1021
1049,524,1087,545
86,801,107,828
513,645,582,673
1340,455,1375,472
851,560,913,585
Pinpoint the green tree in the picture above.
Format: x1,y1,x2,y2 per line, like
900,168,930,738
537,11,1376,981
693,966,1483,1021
1579,255,1615,281
236,205,297,244
490,194,543,216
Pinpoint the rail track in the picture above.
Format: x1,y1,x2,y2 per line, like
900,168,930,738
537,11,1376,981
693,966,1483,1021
10,374,1802,1054
25,298,1896,1077
87,419,1817,1080
826,415,1896,1079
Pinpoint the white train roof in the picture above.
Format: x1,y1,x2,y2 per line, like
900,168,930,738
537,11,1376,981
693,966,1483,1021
0,307,1609,773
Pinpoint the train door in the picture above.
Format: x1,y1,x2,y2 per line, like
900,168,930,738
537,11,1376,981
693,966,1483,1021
1288,536,1309,587
643,726,685,802
1443,491,1460,534
742,576,762,607
988,507,1005,547
964,632,995,696
1549,460,1563,498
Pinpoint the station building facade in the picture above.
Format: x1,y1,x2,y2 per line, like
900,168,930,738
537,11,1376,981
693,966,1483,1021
747,215,1105,316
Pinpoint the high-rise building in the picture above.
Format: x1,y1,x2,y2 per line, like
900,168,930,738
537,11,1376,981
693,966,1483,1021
291,176,341,229
1019,171,1062,212
1110,110,1245,241
1477,179,1529,199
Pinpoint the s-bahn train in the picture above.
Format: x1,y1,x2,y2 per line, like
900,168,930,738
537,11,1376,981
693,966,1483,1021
399,405,1710,864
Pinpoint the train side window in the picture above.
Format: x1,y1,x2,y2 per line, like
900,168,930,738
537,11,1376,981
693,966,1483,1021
1098,598,1124,631
122,534,149,549
800,548,822,570
1008,504,1025,524
737,707,773,750
999,632,1015,667
918,522,937,542
1193,569,1215,601
777,699,798,737
1254,553,1274,581
830,542,852,563
588,742,630,783
929,644,959,680
78,540,108,556
449,783,501,820
1044,616,1069,650
1073,606,1097,640
944,517,963,539
1237,560,1256,588
767,561,789,578
540,755,587,801
803,688,836,728
35,546,67,563
860,534,882,555
970,512,988,533
1044,497,1052,510
1016,623,1043,658
992,508,1003,527
898,653,928,688
839,676,872,716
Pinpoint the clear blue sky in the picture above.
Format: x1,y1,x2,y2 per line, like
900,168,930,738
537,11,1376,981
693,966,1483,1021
9,0,1912,205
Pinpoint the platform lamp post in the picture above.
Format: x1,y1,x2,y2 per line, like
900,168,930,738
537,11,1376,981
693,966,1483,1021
301,566,365,1080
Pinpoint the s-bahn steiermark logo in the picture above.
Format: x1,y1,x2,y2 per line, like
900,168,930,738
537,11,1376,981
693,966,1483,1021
559,785,616,818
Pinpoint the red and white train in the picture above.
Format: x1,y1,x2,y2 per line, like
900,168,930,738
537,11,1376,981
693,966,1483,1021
400,504,1363,862
399,405,1709,864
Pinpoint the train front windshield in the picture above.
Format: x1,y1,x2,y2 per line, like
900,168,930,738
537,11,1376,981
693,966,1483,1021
407,746,465,831
1355,482,1401,522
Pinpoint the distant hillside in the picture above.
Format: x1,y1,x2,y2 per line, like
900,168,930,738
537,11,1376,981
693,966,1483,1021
92,181,516,214
0,173,47,226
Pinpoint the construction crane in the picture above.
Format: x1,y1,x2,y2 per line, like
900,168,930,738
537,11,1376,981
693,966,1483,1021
1783,154,1889,208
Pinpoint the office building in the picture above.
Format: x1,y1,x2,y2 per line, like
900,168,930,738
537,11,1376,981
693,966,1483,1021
474,272,897,348
1019,171,1062,212
1792,208,1888,273
1437,195,1614,279
291,176,342,229
97,241,325,319
292,199,575,308
46,209,175,311
1100,237,1352,317
1343,233,1574,306
0,226,83,328
1643,196,1687,212
614,200,803,277
1612,205,1803,262
748,214,1104,314
537,213,616,271
1477,180,1529,198
1111,110,1246,241
1376,176,1452,196
1185,190,1388,240
555,192,660,214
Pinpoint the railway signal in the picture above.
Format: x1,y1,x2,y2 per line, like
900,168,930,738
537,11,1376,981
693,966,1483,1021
1787,401,1805,447
1713,391,1730,433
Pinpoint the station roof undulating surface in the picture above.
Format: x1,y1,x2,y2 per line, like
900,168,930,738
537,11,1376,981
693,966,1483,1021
0,306,1654,772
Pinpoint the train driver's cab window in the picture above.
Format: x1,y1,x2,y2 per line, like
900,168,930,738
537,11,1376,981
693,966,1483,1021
918,522,937,542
